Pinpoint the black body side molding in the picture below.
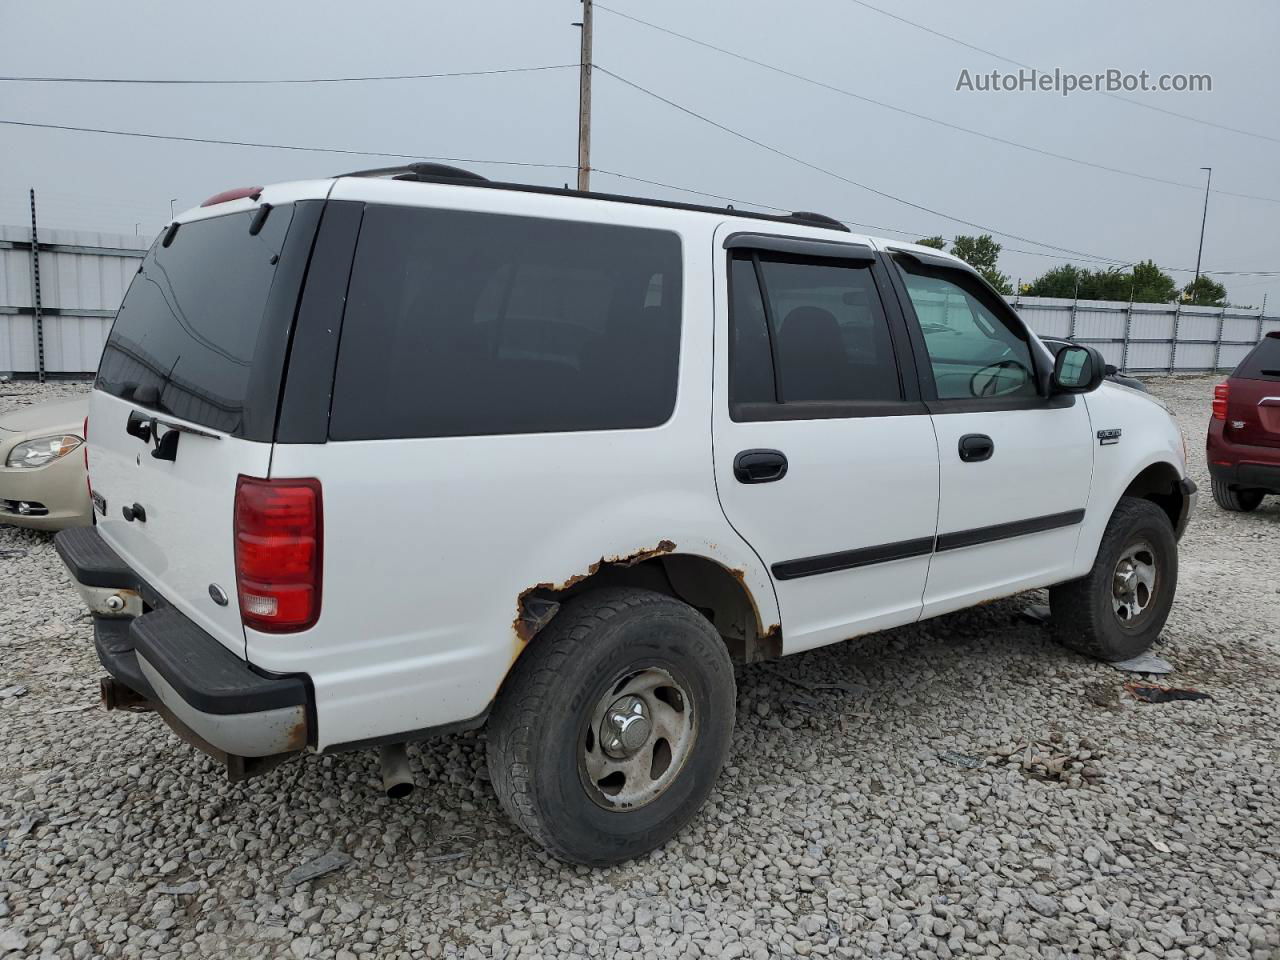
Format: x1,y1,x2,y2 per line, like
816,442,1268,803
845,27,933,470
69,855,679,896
934,509,1085,552
771,509,1086,580
772,537,936,581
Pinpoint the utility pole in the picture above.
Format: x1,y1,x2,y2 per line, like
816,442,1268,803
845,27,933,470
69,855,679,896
575,0,593,192
1192,166,1212,302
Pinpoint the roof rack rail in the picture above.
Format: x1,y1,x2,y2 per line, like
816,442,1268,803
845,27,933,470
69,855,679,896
790,211,847,230
333,164,849,233
337,162,488,182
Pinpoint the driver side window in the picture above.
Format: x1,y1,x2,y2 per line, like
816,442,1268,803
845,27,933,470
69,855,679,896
897,262,1037,400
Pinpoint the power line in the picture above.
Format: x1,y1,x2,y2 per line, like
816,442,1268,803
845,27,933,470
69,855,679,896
597,168,1098,255
593,169,1279,276
594,65,1130,264
4,115,1271,280
594,167,927,236
594,4,1280,206
839,0,1280,147
598,167,1092,252
0,118,576,171
0,64,576,85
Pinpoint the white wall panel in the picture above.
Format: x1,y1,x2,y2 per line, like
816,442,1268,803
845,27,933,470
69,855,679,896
1125,340,1174,371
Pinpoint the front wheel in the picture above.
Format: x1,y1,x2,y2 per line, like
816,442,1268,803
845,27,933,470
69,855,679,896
1211,477,1265,512
486,587,736,865
1049,497,1178,661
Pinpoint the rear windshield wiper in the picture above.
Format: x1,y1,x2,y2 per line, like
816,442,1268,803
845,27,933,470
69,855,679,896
126,408,220,462
127,408,222,442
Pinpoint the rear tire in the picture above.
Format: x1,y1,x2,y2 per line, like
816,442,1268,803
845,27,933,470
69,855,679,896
486,587,736,866
1211,477,1264,512
1049,497,1178,661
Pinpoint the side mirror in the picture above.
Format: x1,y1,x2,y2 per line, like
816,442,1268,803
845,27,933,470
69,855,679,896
1052,344,1105,394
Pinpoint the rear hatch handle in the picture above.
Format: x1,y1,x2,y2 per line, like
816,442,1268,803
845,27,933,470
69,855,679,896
126,408,221,462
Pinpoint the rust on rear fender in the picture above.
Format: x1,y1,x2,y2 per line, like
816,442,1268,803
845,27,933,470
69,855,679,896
512,540,678,644
755,622,782,661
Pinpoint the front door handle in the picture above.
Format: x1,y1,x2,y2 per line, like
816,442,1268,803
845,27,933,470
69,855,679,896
958,434,994,463
734,449,788,484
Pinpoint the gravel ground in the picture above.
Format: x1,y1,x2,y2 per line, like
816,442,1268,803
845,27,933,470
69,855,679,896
1,376,1278,960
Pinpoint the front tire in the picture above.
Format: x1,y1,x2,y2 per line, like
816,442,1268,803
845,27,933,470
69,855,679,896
486,587,736,866
1049,497,1178,661
1211,477,1265,512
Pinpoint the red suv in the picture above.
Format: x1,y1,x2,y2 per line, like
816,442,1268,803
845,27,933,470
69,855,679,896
1208,331,1280,511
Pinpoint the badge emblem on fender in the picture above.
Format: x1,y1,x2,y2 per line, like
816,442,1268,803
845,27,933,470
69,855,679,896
1097,428,1122,446
208,584,230,607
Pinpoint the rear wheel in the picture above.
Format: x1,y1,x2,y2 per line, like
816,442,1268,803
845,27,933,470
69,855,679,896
1211,477,1265,512
1049,497,1178,661
486,587,735,865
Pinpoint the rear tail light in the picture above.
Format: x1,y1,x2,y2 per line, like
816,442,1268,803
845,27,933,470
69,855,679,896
234,477,322,632
1212,382,1229,421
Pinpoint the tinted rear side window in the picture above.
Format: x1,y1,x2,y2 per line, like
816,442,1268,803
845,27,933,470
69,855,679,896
1234,335,1280,381
727,250,902,417
758,256,900,403
329,205,683,440
97,207,296,434
728,253,775,405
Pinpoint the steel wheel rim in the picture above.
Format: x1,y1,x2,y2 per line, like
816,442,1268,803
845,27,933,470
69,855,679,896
579,666,696,810
1112,540,1157,624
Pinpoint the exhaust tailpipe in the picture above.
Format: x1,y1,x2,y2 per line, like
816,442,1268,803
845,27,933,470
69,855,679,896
379,743,414,799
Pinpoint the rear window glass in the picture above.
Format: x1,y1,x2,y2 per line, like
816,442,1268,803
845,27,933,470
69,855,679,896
758,256,901,403
96,207,295,433
1234,335,1280,381
328,205,683,440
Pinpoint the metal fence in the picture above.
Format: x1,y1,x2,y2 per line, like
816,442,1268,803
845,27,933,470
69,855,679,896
1,223,1277,377
0,225,150,378
1008,294,1280,373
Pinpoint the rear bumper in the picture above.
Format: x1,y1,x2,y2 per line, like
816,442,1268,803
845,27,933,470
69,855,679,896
54,526,310,762
1208,459,1280,493
1206,420,1280,493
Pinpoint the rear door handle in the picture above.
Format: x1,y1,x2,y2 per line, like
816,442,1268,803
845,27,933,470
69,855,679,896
958,434,994,463
734,449,788,484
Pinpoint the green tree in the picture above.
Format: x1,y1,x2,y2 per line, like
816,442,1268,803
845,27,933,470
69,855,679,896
950,234,1013,295
1128,260,1179,304
1182,275,1228,306
1024,264,1083,298
1024,259,1178,304
911,234,1012,295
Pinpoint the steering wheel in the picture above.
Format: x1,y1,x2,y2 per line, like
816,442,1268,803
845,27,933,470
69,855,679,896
970,359,1031,398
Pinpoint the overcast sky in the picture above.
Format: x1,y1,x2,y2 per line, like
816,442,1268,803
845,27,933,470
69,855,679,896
3,0,1278,307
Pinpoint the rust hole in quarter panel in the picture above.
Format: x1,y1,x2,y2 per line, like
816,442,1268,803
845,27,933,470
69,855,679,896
512,540,678,644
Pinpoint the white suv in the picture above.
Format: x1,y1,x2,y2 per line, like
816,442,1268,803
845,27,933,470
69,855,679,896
56,164,1195,864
